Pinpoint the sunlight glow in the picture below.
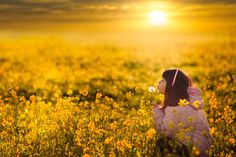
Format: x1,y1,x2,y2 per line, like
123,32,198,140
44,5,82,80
149,10,167,25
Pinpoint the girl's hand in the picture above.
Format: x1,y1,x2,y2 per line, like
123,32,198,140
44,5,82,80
153,104,158,109
153,104,163,109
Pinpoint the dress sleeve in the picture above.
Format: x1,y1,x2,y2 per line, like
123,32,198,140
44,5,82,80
152,107,179,137
152,107,165,132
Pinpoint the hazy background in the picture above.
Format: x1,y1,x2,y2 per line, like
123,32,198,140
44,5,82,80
0,0,236,45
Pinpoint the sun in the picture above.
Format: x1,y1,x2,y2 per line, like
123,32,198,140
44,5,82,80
149,10,167,25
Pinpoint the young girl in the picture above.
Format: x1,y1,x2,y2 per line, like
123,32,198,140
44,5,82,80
152,69,212,157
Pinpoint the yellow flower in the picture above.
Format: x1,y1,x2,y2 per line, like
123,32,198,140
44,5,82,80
10,90,17,98
109,121,118,130
30,95,37,103
109,152,116,157
209,118,214,123
105,96,113,102
210,127,217,135
88,122,96,130
83,147,89,153
193,100,201,109
105,137,113,145
96,80,102,85
96,92,102,99
67,89,73,95
116,140,132,152
146,128,156,139
178,99,189,106
229,138,235,144
19,96,26,102
82,154,90,157
80,89,88,96
54,90,62,98
209,95,218,109
126,91,132,97
192,146,200,156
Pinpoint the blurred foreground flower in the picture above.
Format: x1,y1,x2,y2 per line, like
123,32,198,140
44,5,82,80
146,128,156,139
178,99,189,106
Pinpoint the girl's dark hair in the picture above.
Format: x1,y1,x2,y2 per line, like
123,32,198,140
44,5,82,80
162,69,192,108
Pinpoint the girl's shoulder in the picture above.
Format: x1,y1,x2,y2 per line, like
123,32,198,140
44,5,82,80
187,86,205,110
165,105,193,113
187,87,202,96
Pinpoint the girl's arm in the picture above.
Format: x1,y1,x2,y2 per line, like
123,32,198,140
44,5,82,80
152,106,178,137
152,105,165,132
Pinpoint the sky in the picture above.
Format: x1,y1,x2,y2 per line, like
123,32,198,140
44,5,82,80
0,0,236,34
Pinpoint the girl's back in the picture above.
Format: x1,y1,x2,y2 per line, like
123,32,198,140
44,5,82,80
153,87,212,156
164,105,212,153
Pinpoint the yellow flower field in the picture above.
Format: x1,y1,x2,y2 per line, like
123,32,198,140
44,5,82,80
0,36,235,156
